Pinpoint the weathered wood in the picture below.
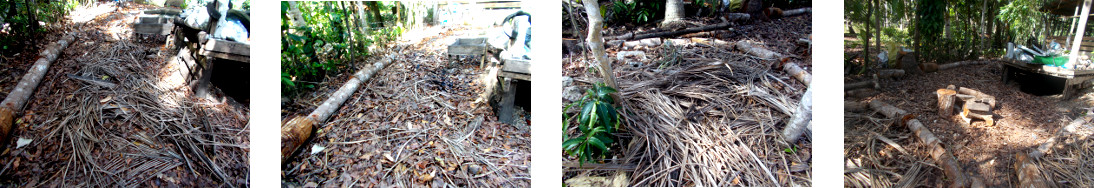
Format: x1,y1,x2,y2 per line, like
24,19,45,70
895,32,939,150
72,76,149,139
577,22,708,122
736,41,782,59
1015,153,1053,188
281,57,393,163
782,86,811,142
845,101,869,112
845,80,878,91
960,102,995,127
940,61,989,70
501,58,531,75
877,69,904,79
957,87,996,108
919,62,939,73
783,62,810,85
936,89,957,116
608,21,743,41
899,52,921,74
0,34,75,149
779,8,812,17
203,39,250,56
868,100,970,187
134,22,173,35
846,88,877,99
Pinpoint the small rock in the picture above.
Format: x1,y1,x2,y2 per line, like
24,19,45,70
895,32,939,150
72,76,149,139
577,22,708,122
627,61,642,68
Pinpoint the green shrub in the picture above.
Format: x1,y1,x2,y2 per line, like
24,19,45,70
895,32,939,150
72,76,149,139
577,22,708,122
562,83,621,165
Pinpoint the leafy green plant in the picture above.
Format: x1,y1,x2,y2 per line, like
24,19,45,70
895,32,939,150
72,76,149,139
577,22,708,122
562,83,621,165
607,0,662,25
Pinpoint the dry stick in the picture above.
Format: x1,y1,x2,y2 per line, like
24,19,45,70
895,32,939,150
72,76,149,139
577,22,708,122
867,100,970,187
0,34,75,147
281,57,393,163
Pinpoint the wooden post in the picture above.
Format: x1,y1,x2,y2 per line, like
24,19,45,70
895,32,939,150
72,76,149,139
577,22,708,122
1068,0,1092,67
281,57,392,163
0,34,75,148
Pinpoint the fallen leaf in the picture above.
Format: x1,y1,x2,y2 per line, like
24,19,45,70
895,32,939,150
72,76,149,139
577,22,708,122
15,138,31,148
100,96,112,103
419,170,436,182
383,152,395,162
310,144,326,155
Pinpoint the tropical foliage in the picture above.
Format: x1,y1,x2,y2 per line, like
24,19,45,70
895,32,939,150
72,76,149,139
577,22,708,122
562,83,621,165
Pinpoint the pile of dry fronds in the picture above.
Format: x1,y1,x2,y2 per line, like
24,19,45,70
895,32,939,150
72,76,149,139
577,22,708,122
11,37,248,186
1042,131,1094,187
843,109,938,188
563,40,810,186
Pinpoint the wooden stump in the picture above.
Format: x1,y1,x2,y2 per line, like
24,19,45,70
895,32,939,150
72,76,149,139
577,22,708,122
281,117,316,163
900,52,922,74
936,89,957,116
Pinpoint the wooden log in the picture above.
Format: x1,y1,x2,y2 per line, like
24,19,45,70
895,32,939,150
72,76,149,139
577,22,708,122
845,88,877,99
876,69,904,79
845,101,869,112
957,87,996,108
607,21,742,41
0,34,75,149
845,80,878,91
868,100,970,187
919,62,939,73
783,62,810,85
1014,153,1053,188
780,8,812,17
281,57,393,163
782,86,812,142
940,61,989,70
735,41,782,59
936,89,957,116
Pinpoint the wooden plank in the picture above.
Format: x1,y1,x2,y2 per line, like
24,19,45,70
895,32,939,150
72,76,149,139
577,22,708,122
498,71,530,81
201,51,250,63
202,39,250,56
501,58,530,74
138,15,172,24
134,23,173,35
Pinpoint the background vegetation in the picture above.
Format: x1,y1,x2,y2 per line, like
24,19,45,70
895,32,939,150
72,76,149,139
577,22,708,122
280,1,431,97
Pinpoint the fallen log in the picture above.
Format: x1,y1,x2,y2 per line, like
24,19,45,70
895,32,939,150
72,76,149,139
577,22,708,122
782,86,812,143
779,8,812,17
1015,153,1053,188
0,34,75,147
607,19,743,41
876,69,905,79
845,80,878,91
940,61,989,70
735,41,782,59
282,57,393,163
845,88,877,99
782,62,810,85
867,100,970,187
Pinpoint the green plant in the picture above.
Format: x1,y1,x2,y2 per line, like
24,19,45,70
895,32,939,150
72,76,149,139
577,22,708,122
607,0,662,25
562,83,621,165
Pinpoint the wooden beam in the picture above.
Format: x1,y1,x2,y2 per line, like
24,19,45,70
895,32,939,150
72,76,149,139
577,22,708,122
1068,0,1092,67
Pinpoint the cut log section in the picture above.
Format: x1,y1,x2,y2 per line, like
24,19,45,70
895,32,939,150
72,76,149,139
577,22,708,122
281,57,393,163
782,62,810,85
960,101,994,126
957,87,996,108
936,89,957,116
1014,153,1053,188
866,100,971,187
0,34,75,147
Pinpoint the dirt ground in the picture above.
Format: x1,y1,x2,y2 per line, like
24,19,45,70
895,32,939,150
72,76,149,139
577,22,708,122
0,2,249,187
562,13,812,186
844,60,1094,187
280,26,531,187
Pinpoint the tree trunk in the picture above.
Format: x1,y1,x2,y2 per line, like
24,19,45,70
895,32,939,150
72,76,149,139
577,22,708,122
863,0,872,74
286,1,307,36
874,0,881,60
366,1,385,28
0,34,75,149
282,57,393,163
582,0,620,101
661,0,685,29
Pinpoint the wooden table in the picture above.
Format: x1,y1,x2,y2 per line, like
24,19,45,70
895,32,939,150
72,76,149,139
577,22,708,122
1001,59,1094,98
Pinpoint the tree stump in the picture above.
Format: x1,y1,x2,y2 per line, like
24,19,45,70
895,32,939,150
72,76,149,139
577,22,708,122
900,52,922,74
936,89,957,116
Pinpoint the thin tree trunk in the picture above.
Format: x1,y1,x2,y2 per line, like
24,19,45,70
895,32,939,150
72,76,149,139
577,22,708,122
582,0,620,103
366,1,384,28
287,1,307,36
